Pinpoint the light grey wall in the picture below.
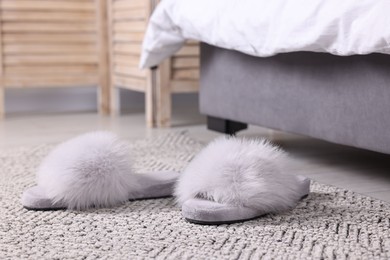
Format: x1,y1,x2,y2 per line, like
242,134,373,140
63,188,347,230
4,88,198,114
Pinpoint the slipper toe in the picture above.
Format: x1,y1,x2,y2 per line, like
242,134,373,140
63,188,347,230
182,198,260,225
21,186,66,210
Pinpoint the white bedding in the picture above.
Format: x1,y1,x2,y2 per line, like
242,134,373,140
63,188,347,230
140,0,390,68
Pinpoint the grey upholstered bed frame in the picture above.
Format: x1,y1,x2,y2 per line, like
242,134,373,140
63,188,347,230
199,43,390,154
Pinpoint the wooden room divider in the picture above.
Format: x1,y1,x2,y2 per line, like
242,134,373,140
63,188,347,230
0,0,110,118
108,0,199,127
0,0,200,127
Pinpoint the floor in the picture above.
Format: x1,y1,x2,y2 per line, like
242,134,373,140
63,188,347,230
1,107,390,203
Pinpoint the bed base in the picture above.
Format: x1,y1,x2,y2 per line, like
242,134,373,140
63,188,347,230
207,116,247,135
200,43,390,154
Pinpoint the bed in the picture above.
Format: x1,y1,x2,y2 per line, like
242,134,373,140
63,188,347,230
140,0,390,154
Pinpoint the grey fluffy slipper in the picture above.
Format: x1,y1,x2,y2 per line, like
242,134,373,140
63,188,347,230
175,137,310,225
21,132,179,211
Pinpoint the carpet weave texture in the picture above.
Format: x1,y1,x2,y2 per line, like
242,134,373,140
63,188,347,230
1,132,390,259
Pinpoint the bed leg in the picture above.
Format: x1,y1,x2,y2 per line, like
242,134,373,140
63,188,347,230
207,116,247,135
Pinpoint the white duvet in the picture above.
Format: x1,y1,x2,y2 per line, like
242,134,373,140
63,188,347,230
140,0,390,68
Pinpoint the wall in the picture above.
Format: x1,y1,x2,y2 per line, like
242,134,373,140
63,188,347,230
4,88,198,115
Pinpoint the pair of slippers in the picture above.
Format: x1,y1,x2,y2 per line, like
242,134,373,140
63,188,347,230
22,132,310,225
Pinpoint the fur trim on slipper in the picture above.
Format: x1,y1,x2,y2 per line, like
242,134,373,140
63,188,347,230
175,136,306,213
37,131,138,210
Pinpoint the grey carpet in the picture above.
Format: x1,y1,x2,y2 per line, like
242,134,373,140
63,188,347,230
1,132,390,259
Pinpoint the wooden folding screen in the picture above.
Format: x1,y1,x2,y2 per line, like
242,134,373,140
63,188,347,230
0,0,200,127
108,0,199,127
0,0,109,118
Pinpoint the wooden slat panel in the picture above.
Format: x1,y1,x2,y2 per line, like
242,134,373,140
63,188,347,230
0,15,3,119
1,11,95,22
4,54,98,65
0,0,103,115
114,43,141,55
113,0,147,11
3,33,97,43
113,32,144,42
5,65,98,75
113,54,140,67
4,75,99,88
156,59,171,127
113,75,147,92
4,44,97,54
172,69,199,80
171,80,199,93
175,46,200,57
0,17,3,77
114,65,147,78
172,57,199,69
97,0,110,115
107,0,118,114
187,40,198,45
1,1,95,11
113,9,146,21
3,22,96,33
114,21,145,33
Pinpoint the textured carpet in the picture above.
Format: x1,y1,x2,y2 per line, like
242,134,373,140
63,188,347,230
1,132,390,259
